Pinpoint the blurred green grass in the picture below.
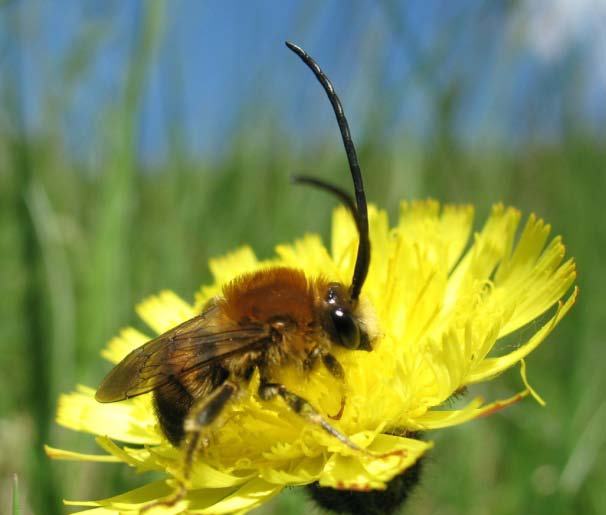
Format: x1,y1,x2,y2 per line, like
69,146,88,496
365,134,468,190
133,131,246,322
2,4,605,515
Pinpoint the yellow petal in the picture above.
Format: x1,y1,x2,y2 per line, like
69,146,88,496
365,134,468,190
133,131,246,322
331,205,358,276
492,213,577,335
331,205,389,292
101,327,150,364
466,287,577,383
276,234,341,280
445,204,520,310
186,478,282,514
183,457,257,489
44,445,119,462
471,390,531,420
408,396,485,430
94,436,166,473
398,201,474,273
57,386,160,445
520,359,546,406
259,455,326,485
65,479,176,512
209,246,259,283
318,435,431,490
196,246,261,309
413,390,532,430
440,204,475,271
136,291,195,335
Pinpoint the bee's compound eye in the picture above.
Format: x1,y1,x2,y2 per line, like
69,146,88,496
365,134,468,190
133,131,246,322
331,308,360,350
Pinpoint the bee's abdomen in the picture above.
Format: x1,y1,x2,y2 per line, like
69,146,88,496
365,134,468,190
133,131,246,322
154,366,231,446
153,377,193,446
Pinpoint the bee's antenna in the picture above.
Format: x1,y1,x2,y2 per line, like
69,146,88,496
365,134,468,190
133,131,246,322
285,41,370,301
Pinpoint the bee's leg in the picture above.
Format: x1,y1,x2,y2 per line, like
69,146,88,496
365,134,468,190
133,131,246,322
183,380,239,475
258,382,402,460
141,381,238,514
321,353,346,420
303,345,323,371
303,349,346,419
322,352,344,379
258,382,355,450
304,348,345,380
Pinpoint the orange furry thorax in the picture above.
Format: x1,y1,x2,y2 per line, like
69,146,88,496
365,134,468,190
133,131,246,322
221,267,328,327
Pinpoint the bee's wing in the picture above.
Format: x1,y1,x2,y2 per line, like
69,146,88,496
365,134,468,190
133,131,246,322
95,305,271,403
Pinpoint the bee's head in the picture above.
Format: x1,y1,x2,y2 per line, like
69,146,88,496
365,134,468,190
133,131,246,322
320,282,372,352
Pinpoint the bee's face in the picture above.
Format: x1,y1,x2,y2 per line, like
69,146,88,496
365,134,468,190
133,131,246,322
318,282,373,352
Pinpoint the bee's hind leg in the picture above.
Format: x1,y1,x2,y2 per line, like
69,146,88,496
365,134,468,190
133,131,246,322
141,380,239,514
182,380,239,475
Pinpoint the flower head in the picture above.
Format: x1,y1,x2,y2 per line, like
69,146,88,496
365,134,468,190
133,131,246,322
47,200,577,514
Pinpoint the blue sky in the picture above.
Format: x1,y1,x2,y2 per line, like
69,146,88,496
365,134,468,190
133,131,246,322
3,0,604,166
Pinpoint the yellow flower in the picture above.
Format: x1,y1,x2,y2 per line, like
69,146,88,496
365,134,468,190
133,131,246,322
47,200,577,514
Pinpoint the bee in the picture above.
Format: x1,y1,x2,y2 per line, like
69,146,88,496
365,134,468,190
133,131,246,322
95,42,379,488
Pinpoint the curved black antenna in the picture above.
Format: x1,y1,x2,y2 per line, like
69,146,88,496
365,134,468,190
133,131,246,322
285,41,370,300
292,175,358,224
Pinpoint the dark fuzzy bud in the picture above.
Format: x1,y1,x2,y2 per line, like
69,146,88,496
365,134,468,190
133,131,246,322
306,457,423,515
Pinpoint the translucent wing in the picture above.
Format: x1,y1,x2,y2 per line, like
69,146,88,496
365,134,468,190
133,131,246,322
95,305,271,403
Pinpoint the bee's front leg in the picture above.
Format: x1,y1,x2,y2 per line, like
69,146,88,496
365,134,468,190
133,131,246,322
303,349,347,420
258,382,365,453
320,353,346,420
258,382,405,462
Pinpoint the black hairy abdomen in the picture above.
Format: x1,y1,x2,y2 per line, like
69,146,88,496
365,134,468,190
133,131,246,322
153,377,193,446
